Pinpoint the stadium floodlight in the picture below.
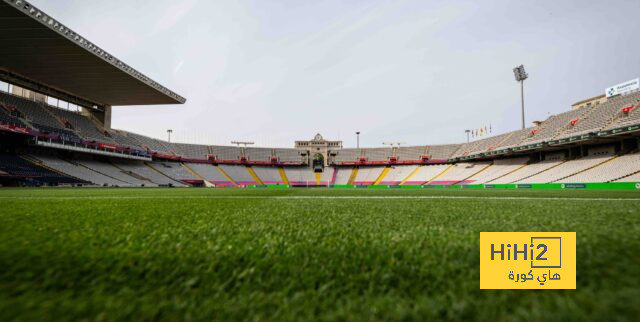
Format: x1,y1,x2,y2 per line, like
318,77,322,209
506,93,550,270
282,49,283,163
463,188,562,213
356,132,361,149
167,129,173,143
465,129,471,143
513,65,528,129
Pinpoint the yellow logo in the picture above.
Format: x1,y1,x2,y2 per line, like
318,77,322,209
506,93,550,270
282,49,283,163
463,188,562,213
480,232,576,289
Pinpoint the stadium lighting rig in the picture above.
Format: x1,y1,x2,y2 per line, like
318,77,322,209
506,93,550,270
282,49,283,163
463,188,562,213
513,64,529,129
231,141,255,147
465,129,471,143
356,132,361,149
167,129,173,143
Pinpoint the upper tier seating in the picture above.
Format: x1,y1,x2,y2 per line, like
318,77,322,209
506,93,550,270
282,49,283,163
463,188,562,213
523,107,593,145
333,149,361,163
0,92,61,129
48,107,115,143
453,132,513,157
426,144,462,160
244,147,272,161
364,148,391,161
0,105,26,127
172,143,209,159
124,131,174,153
274,148,303,163
557,91,640,138
210,146,242,161
396,146,427,160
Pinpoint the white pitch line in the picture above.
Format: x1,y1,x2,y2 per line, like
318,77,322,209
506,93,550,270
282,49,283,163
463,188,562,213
0,195,639,201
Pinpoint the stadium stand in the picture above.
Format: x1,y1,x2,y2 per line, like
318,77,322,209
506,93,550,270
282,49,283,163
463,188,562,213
491,153,565,184
333,148,361,163
559,152,640,183
244,147,273,162
185,163,234,186
115,160,186,186
466,157,529,184
427,144,462,160
210,146,242,161
219,164,255,185
430,162,491,185
172,143,209,159
33,153,121,186
556,92,640,139
0,153,84,185
252,166,284,184
149,162,198,182
353,167,385,185
274,148,303,163
333,167,353,185
47,107,114,144
401,164,450,185
380,165,419,185
396,146,427,161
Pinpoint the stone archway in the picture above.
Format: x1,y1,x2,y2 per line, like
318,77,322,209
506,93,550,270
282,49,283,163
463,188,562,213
312,153,324,172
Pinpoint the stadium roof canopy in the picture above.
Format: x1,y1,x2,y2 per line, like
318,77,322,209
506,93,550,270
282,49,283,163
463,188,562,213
0,0,186,107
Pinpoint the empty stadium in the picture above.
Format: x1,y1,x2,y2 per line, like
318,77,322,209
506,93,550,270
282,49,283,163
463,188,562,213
1,0,639,321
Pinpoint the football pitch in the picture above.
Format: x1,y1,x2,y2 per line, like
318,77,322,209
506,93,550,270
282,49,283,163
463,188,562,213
0,188,638,321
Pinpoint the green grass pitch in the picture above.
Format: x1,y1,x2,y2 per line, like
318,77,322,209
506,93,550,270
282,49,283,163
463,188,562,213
0,188,639,321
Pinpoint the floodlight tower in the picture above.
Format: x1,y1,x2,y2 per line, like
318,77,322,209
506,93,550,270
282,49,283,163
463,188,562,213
465,129,471,143
167,129,173,143
513,65,529,129
355,131,361,149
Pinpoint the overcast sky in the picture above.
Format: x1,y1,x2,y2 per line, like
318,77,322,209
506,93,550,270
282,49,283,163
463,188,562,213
33,0,640,147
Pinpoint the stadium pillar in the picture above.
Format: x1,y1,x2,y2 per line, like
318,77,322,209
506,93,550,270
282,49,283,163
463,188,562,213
103,105,112,129
520,80,525,129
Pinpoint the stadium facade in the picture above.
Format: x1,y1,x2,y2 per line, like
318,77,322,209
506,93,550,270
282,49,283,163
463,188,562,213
1,0,640,188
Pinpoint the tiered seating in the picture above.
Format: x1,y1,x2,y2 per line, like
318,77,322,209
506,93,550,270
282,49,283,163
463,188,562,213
492,153,565,184
210,146,242,161
109,130,145,150
252,166,283,184
524,108,593,144
402,164,450,185
615,171,640,182
427,144,462,160
274,149,303,163
454,132,513,157
35,124,83,143
0,153,84,184
114,160,185,186
149,162,198,181
467,157,529,184
125,132,174,153
47,107,114,143
380,165,418,185
431,162,491,185
219,164,254,185
244,147,272,161
76,158,150,186
604,103,640,130
519,154,613,183
333,167,353,184
33,154,124,186
558,152,640,183
0,106,26,126
353,166,384,185
284,167,317,185
396,146,427,160
333,149,361,162
557,92,640,138
364,148,391,161
185,163,232,186
172,143,209,159
495,127,533,149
